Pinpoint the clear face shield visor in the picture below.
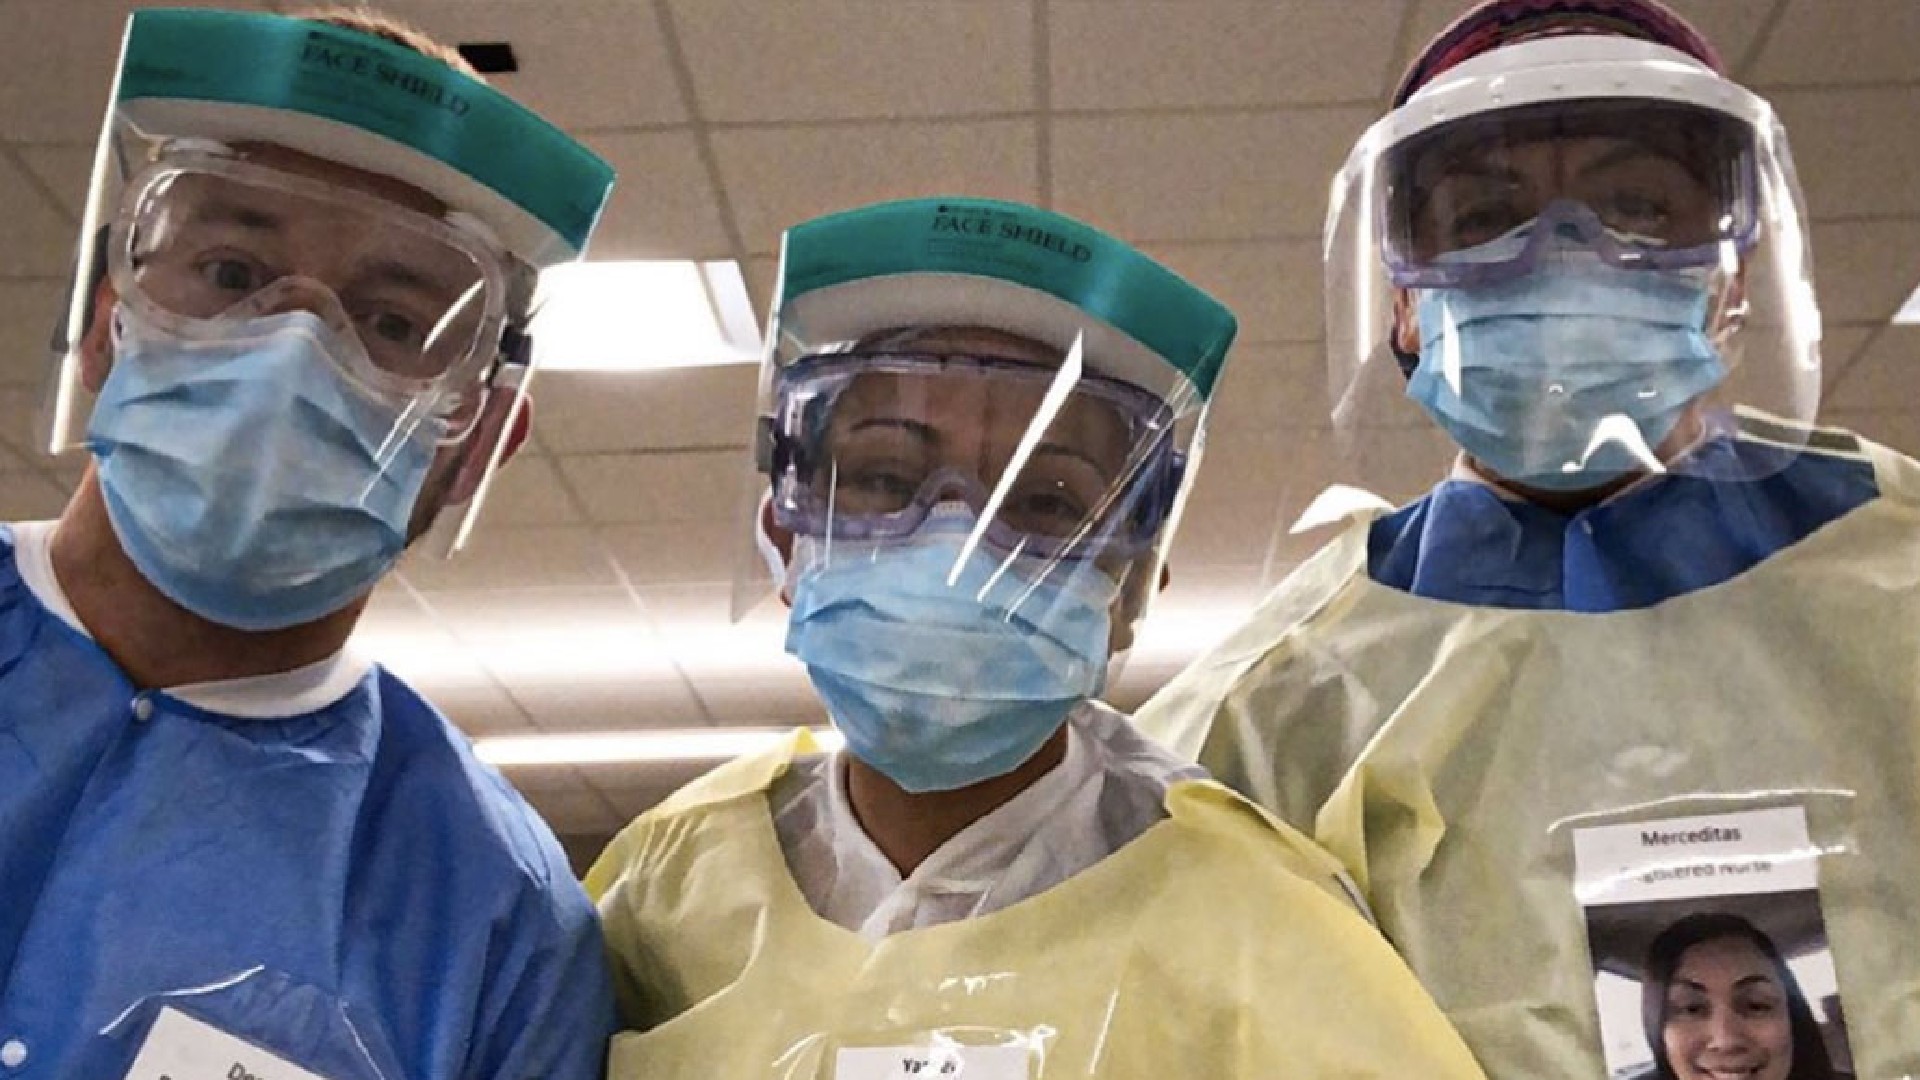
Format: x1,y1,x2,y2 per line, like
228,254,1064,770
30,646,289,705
767,353,1186,566
48,137,534,558
750,327,1208,666
1325,89,1822,506
92,149,511,449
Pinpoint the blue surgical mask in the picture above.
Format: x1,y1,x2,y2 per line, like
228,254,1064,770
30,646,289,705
784,512,1116,793
87,305,435,631
1408,255,1727,492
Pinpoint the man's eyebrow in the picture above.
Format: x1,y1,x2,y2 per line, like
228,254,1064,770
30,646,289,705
186,200,284,232
846,417,939,444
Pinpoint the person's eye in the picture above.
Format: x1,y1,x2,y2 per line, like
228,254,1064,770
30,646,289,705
839,466,921,507
1445,200,1527,249
1008,481,1091,529
197,256,269,294
1739,998,1781,1017
1668,1000,1709,1019
363,308,424,348
1599,190,1673,235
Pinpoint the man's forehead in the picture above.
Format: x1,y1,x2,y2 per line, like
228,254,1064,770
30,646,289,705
224,142,448,218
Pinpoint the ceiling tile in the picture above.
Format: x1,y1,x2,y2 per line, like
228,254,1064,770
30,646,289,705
375,0,688,129
425,683,535,737
712,120,1040,256
630,583,816,722
482,451,584,526
1773,89,1920,220
603,517,743,587
1399,1,1775,82
1820,323,1879,394
511,677,710,732
0,1,267,144
1140,241,1322,345
501,765,610,800
1343,424,1459,507
1809,219,1920,323
0,387,46,460
350,608,492,686
397,524,619,591
360,581,427,620
534,367,758,454
1052,107,1373,242
1204,342,1328,435
1748,0,1920,87
0,154,77,277
558,448,747,525
743,256,779,318
0,438,32,474
45,454,88,488
1825,409,1920,457
0,279,65,387
1052,1,1401,111
425,586,646,642
1177,427,1335,565
588,761,714,820
15,144,92,220
1826,326,1919,413
423,588,706,727
576,130,732,260
0,470,67,520
669,0,1032,123
518,788,623,834
1123,575,1271,680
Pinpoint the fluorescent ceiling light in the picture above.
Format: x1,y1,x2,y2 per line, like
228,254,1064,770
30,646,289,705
530,260,763,371
1895,279,1920,326
476,727,843,767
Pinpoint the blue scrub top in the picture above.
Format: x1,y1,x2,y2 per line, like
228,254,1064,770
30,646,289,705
0,529,614,1079
1368,434,1882,612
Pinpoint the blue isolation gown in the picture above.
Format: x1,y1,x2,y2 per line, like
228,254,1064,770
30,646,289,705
0,525,614,1079
1367,431,1881,610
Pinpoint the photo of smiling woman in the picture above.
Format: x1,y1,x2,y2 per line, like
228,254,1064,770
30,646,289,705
1642,913,1838,1080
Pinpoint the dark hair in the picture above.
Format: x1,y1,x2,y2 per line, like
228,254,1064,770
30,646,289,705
1640,912,1835,1080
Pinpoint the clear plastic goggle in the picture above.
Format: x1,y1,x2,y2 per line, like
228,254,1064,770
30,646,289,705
762,352,1186,561
108,150,513,439
1381,99,1759,288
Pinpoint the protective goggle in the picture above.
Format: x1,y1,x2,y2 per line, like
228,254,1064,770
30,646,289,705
109,150,514,440
761,352,1186,562
1381,99,1758,288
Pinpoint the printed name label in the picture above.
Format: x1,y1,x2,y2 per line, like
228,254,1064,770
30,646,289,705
123,1007,333,1080
1573,806,1817,905
836,1046,1029,1080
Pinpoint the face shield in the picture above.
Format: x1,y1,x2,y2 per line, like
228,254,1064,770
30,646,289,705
37,11,610,626
1325,34,1820,506
742,199,1235,791
102,148,511,447
37,10,611,629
